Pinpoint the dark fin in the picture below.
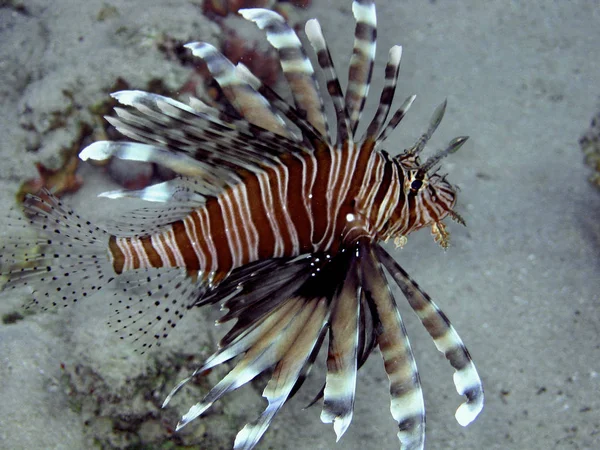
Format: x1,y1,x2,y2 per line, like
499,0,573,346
345,0,377,136
305,17,352,145
163,250,363,449
363,244,425,450
107,268,204,354
239,8,329,139
0,191,114,310
375,245,484,427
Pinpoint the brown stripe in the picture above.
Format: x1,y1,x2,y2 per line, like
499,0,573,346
172,220,200,271
354,21,376,43
108,235,124,274
140,235,163,268
157,233,177,267
241,172,276,260
311,147,332,244
206,197,233,274
282,153,312,253
192,209,213,274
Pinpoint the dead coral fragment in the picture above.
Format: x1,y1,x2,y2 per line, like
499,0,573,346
203,0,272,17
16,124,91,203
580,107,600,189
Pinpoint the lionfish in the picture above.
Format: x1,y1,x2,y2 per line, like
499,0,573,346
1,0,484,448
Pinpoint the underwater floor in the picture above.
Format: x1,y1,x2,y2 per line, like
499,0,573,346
1,0,599,449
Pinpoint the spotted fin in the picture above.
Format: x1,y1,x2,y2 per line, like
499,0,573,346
375,245,484,427
0,192,114,310
106,268,203,353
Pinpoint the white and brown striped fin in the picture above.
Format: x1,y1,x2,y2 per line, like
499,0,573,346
362,244,425,450
345,0,377,135
233,63,324,148
185,42,291,138
406,99,448,156
305,17,352,145
374,93,416,147
103,90,304,171
321,247,361,440
362,45,403,143
239,8,329,139
0,192,114,310
375,246,484,427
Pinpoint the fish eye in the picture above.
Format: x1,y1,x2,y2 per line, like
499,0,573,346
410,179,423,191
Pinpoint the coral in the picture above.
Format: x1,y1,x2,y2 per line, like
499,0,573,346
61,352,239,449
16,123,91,203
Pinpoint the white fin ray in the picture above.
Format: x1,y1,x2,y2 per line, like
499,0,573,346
175,296,309,430
80,141,209,178
234,298,329,450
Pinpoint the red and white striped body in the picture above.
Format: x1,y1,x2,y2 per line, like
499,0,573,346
109,140,457,284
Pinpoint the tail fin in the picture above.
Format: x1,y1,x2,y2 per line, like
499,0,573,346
1,191,114,310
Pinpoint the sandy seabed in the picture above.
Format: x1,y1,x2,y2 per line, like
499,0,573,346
1,1,600,449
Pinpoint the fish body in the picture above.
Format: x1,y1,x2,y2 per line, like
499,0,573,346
106,136,457,283
1,1,483,449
